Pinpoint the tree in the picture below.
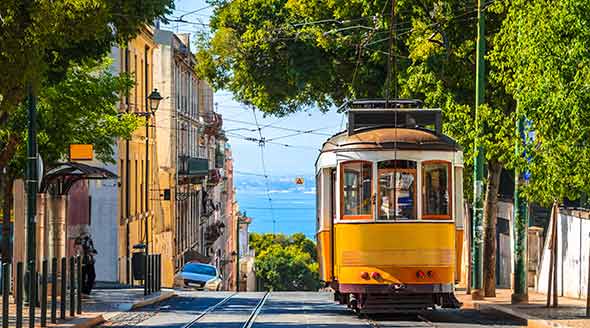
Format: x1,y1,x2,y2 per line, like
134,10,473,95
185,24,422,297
490,0,590,205
0,59,141,259
198,0,516,296
0,0,173,260
249,232,320,290
255,244,320,291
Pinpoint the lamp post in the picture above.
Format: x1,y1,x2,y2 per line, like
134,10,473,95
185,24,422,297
144,89,163,296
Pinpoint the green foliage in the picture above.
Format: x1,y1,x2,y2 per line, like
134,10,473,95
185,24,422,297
0,0,173,171
197,1,517,200
2,59,141,175
490,0,590,205
249,232,320,291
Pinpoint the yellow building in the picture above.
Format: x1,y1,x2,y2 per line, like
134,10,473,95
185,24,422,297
115,26,165,286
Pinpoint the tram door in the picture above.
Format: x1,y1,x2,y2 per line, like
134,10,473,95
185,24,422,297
330,169,336,279
377,160,417,220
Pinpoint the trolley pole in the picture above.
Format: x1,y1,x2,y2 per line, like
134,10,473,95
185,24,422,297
471,0,485,301
512,115,529,304
26,84,38,322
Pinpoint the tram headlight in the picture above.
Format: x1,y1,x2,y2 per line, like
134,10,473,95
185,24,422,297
360,272,370,280
427,270,434,278
371,272,381,280
416,271,426,279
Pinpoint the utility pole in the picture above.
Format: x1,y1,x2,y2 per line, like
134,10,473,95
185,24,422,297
512,115,529,304
235,214,240,292
144,115,150,296
471,0,486,301
385,0,397,105
26,84,38,325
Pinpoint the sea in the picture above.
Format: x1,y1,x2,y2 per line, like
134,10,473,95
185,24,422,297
235,175,316,239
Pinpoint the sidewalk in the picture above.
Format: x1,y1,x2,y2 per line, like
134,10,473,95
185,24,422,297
457,288,590,328
1,289,175,328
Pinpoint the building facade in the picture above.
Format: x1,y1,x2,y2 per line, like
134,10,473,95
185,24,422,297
152,28,234,287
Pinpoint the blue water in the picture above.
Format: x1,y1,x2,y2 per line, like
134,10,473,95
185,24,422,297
235,188,316,239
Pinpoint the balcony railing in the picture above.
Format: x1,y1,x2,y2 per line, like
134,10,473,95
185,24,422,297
178,156,208,177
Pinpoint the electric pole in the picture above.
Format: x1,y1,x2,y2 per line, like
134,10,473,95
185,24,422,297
472,0,486,301
26,84,38,325
235,213,240,292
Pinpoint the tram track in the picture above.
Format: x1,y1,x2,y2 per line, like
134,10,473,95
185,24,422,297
368,313,436,328
181,291,271,328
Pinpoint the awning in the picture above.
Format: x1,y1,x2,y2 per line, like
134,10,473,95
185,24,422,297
41,162,117,194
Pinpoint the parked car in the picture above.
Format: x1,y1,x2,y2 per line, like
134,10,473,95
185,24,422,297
174,262,222,291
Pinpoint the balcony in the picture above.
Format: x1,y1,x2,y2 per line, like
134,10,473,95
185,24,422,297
207,169,222,186
203,112,223,136
178,156,208,177
204,221,226,245
215,149,225,169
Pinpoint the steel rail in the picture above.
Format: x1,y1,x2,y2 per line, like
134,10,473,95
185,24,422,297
181,293,237,328
182,292,270,328
242,292,271,328
368,313,435,328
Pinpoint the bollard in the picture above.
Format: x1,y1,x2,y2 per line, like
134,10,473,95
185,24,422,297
146,254,151,294
28,261,38,328
16,262,23,328
156,255,160,292
60,258,66,320
158,254,162,291
51,258,57,324
41,259,48,327
76,256,82,314
150,255,155,294
28,261,36,328
69,257,75,317
2,263,9,328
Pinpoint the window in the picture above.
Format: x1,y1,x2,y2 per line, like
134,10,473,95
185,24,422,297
378,160,417,220
423,161,451,219
316,173,321,232
341,162,372,220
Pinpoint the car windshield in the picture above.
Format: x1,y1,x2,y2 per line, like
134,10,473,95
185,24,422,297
183,263,217,276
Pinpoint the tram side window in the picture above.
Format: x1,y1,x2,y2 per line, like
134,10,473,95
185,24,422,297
342,162,372,219
423,161,451,219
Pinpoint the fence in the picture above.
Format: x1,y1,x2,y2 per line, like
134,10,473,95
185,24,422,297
537,208,590,299
0,253,161,327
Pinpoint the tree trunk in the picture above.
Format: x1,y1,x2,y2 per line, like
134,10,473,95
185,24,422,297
483,160,502,297
0,172,14,263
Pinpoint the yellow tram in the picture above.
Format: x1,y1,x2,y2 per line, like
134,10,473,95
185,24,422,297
315,99,464,313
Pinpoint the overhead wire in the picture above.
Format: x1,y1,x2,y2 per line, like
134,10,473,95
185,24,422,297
250,107,278,234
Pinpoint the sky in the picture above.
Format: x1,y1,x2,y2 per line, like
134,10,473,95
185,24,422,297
164,0,346,177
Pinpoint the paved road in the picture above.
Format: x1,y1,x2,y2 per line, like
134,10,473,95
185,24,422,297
100,291,525,328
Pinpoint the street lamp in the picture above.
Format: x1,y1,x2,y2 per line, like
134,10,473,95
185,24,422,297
143,89,162,296
148,89,163,112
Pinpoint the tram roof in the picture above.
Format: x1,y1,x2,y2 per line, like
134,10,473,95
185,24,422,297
321,127,461,152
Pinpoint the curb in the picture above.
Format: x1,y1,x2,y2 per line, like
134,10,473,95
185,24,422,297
474,302,571,328
130,291,176,310
52,314,106,328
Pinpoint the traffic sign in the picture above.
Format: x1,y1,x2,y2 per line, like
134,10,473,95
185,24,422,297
295,177,304,185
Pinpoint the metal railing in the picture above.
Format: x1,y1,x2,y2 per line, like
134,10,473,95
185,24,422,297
0,256,84,327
